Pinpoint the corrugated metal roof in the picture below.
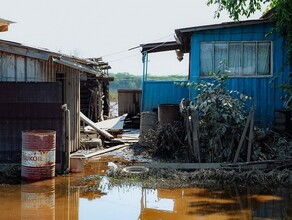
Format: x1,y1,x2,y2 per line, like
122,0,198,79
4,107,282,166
175,18,274,52
52,57,102,76
0,38,110,75
140,41,180,53
0,18,14,25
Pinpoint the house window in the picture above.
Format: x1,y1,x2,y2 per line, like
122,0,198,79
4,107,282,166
200,41,272,77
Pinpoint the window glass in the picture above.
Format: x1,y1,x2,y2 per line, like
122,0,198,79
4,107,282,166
200,43,213,76
214,43,228,74
243,42,256,75
257,42,271,75
228,43,241,75
200,41,272,77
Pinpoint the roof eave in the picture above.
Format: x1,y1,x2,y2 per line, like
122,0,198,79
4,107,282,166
175,18,274,53
140,41,181,53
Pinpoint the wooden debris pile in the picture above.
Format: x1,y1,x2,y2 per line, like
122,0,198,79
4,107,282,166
141,121,190,161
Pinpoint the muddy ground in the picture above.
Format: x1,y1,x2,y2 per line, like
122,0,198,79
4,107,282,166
1,140,292,189
80,143,292,190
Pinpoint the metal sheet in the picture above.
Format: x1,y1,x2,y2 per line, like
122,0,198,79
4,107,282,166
142,81,189,112
0,82,63,164
53,57,102,76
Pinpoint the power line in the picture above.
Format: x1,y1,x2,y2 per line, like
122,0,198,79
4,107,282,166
99,33,174,60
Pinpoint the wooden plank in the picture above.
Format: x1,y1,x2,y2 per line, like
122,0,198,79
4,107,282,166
233,107,253,163
141,163,223,169
80,112,114,139
2,54,15,81
16,56,25,81
191,109,201,162
138,161,280,170
70,144,129,159
26,57,36,81
247,105,254,162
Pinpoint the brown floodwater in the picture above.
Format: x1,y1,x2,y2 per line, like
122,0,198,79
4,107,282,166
0,155,291,220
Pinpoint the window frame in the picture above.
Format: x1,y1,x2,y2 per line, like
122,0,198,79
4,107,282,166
199,41,273,78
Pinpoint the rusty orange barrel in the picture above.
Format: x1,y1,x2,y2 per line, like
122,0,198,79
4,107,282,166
21,130,56,181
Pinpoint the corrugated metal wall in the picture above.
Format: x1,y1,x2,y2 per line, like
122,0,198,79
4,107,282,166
0,82,63,165
189,22,290,127
142,81,189,111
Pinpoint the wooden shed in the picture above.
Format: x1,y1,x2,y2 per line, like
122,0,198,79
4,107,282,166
0,39,108,171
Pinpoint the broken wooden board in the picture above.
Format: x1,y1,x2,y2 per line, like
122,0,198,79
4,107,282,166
80,112,114,139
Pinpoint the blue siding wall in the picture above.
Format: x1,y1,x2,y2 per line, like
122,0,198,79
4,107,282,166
189,22,290,127
142,81,189,111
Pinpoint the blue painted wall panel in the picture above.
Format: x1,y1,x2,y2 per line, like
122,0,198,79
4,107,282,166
142,81,189,111
189,22,290,127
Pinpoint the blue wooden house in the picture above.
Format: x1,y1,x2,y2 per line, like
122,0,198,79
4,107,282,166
141,15,290,127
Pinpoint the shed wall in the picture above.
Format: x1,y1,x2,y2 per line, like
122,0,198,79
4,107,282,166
0,51,80,153
142,81,189,112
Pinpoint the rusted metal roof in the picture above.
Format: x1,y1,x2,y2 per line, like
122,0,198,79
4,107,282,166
0,18,14,32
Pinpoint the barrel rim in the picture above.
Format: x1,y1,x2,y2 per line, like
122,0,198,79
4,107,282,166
22,130,56,135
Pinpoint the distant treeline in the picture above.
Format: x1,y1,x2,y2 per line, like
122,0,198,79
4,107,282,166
109,72,142,93
108,72,188,101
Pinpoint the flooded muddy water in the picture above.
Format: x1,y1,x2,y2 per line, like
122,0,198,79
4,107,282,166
0,155,291,220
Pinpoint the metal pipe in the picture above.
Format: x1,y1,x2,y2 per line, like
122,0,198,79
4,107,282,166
62,104,71,173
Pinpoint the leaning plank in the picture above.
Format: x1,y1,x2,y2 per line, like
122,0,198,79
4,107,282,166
70,144,129,159
247,105,255,162
80,112,114,139
233,106,253,163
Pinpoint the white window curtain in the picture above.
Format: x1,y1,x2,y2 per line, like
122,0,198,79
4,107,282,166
243,42,256,75
214,43,228,74
200,41,271,77
228,43,242,75
257,42,271,75
200,43,213,76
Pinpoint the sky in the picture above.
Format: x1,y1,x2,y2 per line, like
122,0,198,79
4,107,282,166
0,0,266,76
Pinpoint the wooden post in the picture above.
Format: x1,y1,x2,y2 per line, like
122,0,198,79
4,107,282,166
191,109,201,163
247,105,254,162
233,106,253,163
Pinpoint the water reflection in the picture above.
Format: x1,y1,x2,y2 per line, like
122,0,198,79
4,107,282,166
21,179,55,220
0,157,291,220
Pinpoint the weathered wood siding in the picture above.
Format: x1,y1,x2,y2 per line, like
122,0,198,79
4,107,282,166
0,51,55,82
55,63,80,153
0,51,80,153
189,22,290,127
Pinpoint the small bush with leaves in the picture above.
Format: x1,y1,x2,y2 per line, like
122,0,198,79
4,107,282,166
191,73,250,162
